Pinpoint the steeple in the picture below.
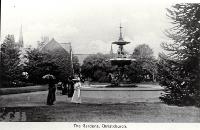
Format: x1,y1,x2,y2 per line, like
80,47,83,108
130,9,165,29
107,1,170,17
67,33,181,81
18,24,24,48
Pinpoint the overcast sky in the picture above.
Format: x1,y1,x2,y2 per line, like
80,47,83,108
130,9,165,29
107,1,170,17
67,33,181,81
2,0,182,56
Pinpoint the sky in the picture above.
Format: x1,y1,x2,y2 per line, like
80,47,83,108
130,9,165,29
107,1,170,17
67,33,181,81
1,0,185,56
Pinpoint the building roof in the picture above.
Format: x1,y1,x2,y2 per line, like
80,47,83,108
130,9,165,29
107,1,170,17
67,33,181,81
60,42,71,52
41,38,62,52
41,38,71,53
40,38,93,65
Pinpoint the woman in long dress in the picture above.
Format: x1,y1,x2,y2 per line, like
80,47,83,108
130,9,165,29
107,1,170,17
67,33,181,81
68,77,74,97
47,80,56,105
71,78,82,103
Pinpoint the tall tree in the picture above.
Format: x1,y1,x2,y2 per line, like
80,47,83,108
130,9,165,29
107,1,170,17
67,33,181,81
158,4,200,106
127,44,157,82
132,44,154,59
0,35,21,87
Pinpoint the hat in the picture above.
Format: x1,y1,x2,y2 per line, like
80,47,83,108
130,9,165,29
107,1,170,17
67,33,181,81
72,77,80,81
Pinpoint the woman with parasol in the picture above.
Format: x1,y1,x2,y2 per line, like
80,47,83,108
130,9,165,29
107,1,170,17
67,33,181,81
42,74,56,105
71,77,82,104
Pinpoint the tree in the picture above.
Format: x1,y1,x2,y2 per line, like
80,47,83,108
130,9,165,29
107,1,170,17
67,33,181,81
25,47,80,84
72,55,81,75
125,61,144,83
127,44,157,82
132,44,154,59
0,35,22,87
49,48,80,81
25,49,59,84
37,36,49,50
81,53,112,82
158,4,200,106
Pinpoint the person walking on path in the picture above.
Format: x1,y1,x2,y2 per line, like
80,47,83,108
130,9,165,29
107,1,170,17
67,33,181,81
68,76,74,97
71,77,82,104
47,79,56,105
43,74,56,105
62,79,69,95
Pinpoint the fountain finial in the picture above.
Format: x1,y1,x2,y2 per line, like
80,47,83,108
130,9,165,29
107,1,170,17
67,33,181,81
119,23,123,41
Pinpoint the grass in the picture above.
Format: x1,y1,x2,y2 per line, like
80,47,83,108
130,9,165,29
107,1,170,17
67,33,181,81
1,102,200,122
0,90,200,122
0,85,48,95
0,83,199,122
0,82,159,95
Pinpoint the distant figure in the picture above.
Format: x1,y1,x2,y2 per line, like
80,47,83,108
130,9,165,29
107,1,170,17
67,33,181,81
62,79,69,95
68,77,74,97
47,80,56,105
108,73,113,83
71,77,82,104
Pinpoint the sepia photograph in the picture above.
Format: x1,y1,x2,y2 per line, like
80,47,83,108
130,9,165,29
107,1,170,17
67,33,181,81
0,0,200,128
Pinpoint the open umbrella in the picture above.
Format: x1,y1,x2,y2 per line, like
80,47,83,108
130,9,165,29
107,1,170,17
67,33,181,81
42,74,56,80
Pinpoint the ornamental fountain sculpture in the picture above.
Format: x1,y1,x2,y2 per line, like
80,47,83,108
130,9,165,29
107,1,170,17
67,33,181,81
110,24,135,86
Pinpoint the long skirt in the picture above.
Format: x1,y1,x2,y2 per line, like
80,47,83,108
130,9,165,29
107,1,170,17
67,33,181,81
71,89,81,103
68,84,74,97
47,88,56,105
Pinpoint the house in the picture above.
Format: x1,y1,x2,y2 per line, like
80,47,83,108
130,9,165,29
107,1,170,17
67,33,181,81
41,38,71,53
40,38,93,65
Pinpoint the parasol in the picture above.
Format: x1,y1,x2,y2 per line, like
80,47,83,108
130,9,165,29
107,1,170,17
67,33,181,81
72,77,80,82
42,74,56,80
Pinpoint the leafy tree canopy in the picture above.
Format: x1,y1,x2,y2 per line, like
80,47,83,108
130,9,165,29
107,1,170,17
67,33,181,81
25,47,80,84
81,53,112,82
127,44,157,82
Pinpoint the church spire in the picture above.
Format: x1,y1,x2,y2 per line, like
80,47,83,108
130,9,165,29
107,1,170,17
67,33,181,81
19,24,24,48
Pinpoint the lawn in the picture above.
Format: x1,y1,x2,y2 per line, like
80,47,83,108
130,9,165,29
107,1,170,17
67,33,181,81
0,89,200,122
0,103,200,122
0,85,48,95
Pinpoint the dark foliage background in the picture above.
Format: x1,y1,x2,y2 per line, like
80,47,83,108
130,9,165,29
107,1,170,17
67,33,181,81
0,35,80,87
25,48,80,84
81,53,113,82
81,44,157,83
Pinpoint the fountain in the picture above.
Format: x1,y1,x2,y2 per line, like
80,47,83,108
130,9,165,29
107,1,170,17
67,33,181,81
109,24,135,87
79,25,163,103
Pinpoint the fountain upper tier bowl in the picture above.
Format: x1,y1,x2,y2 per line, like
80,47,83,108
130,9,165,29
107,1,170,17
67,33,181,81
112,40,130,45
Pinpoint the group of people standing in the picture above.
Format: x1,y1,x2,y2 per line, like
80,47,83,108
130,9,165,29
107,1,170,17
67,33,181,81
46,76,82,105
